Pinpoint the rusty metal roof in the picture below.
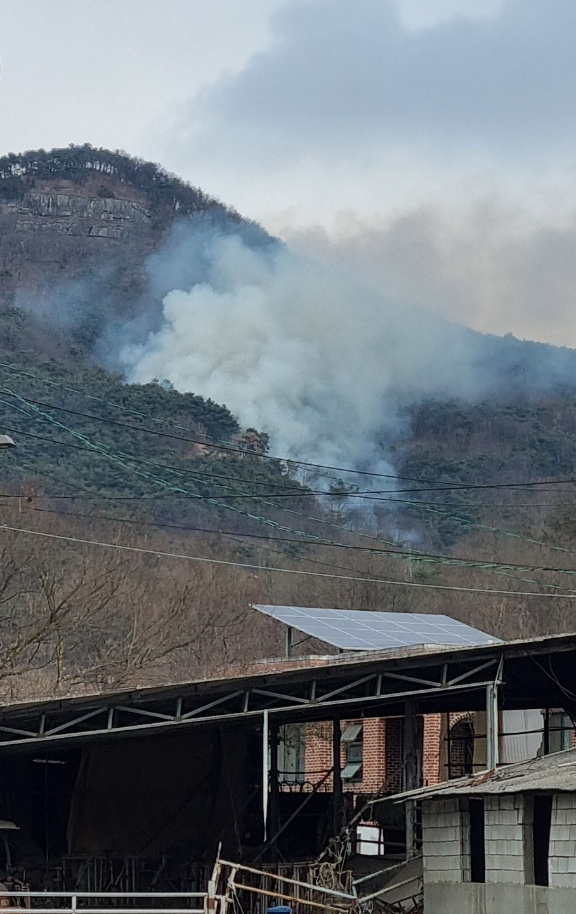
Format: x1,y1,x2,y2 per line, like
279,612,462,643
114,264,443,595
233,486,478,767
397,748,576,800
0,630,576,752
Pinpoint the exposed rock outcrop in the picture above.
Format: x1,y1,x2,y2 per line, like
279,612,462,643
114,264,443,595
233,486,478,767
0,175,156,295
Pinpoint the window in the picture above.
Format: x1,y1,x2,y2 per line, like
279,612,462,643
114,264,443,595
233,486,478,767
278,724,305,785
341,724,363,782
469,798,486,883
549,712,573,753
532,795,552,886
447,715,475,779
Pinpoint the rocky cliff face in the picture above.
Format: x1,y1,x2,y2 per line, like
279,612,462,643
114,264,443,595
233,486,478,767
0,174,158,299
0,145,269,357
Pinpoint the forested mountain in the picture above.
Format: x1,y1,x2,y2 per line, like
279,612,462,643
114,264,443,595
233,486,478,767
2,145,576,700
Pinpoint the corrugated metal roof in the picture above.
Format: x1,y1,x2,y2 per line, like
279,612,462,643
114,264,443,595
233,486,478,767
397,748,576,800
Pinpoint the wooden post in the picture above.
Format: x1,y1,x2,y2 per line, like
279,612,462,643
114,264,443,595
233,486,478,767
403,700,419,859
332,715,342,835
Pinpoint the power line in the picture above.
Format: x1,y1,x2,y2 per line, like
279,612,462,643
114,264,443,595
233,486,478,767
0,362,421,482
7,499,576,577
1,521,575,598
4,408,574,503
7,361,574,495
5,388,576,495
5,376,576,581
3,402,389,549
7,402,576,580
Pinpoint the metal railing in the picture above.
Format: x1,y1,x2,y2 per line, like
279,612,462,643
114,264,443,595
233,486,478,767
0,892,209,914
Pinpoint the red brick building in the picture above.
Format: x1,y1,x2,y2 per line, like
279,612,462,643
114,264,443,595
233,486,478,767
297,714,444,796
285,709,575,798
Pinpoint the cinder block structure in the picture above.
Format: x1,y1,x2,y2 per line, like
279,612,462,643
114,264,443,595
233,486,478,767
405,748,576,914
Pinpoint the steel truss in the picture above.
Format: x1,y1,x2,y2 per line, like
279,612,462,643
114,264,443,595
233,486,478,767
0,656,504,751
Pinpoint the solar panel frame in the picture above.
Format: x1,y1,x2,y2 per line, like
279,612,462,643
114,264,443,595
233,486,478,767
252,605,500,651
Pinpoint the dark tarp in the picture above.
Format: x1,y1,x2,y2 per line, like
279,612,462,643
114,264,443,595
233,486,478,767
67,728,249,859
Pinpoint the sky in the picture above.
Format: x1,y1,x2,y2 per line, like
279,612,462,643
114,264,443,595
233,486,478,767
2,0,576,347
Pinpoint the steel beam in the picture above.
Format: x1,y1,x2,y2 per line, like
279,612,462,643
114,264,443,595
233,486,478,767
0,679,498,751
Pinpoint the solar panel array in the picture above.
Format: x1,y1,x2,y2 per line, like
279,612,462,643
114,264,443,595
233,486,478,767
252,605,500,651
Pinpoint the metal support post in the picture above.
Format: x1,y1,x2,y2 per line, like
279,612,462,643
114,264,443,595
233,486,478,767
446,711,452,779
403,700,419,859
544,708,550,756
268,720,280,859
332,715,342,835
486,681,500,770
285,626,292,659
262,710,269,841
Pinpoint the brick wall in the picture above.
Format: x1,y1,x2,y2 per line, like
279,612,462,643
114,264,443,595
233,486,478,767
385,718,404,792
362,717,387,791
304,722,334,790
423,714,442,786
304,719,390,792
304,714,442,795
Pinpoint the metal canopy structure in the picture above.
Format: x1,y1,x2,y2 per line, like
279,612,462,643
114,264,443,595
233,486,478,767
253,604,499,651
0,632,574,753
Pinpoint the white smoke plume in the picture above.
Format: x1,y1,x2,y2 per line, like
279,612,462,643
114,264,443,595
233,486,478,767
118,223,576,472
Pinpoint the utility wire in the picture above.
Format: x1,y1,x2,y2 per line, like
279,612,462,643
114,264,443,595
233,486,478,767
5,361,575,494
1,521,575,599
4,388,576,495
5,378,576,585
0,361,421,482
7,499,576,578
6,399,576,583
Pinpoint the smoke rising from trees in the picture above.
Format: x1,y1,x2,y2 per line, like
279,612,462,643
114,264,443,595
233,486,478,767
117,222,576,472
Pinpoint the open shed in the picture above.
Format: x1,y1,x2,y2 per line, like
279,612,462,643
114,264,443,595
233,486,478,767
0,629,574,892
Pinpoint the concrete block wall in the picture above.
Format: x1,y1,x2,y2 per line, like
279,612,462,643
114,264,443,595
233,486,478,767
484,795,527,884
549,793,576,888
422,798,470,883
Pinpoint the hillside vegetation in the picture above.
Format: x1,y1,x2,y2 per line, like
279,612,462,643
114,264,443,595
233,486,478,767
1,146,576,699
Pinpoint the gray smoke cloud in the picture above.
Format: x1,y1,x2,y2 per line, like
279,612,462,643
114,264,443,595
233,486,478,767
281,199,576,348
174,0,576,171
116,221,576,472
